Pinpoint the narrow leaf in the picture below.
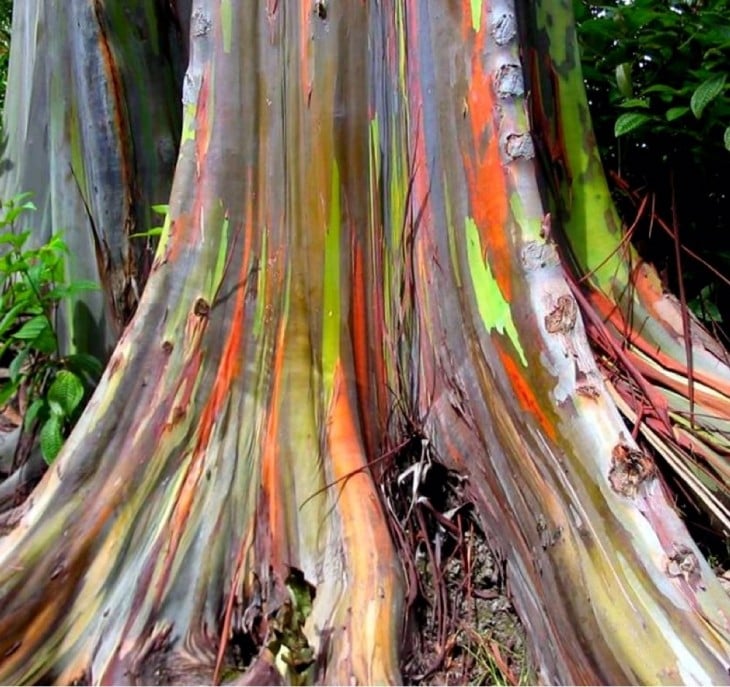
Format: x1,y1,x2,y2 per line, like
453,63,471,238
665,106,690,122
8,348,29,383
614,112,652,137
615,63,633,98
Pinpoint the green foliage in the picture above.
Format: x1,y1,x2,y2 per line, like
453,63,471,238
129,204,168,239
0,194,101,463
0,0,11,111
576,0,730,150
575,0,730,328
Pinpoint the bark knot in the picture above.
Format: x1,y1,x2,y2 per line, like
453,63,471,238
666,544,702,588
545,295,577,334
495,64,524,99
505,133,535,160
608,442,655,498
194,298,210,317
491,13,517,45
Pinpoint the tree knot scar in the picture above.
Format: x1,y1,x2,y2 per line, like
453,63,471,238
505,133,535,160
666,544,703,589
191,9,211,37
545,295,578,334
608,442,656,498
491,13,517,45
315,1,327,19
161,340,174,355
194,298,210,317
495,64,524,99
521,241,560,271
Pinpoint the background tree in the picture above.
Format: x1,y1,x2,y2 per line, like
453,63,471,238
0,1,729,685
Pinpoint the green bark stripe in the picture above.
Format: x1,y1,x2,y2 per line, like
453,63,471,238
465,217,527,366
253,230,268,338
182,104,197,142
470,0,482,32
322,162,341,395
220,0,232,53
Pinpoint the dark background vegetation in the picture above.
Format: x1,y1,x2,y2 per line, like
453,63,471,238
575,0,730,341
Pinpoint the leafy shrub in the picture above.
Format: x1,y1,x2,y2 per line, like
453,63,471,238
0,194,101,463
575,0,730,328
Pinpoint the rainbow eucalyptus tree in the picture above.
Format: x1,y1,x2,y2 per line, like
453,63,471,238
1,0,729,684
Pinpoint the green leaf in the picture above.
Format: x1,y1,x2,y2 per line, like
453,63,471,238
8,348,29,383
39,415,64,464
129,227,163,239
24,397,47,429
33,326,58,355
48,279,99,299
151,204,169,215
0,379,20,407
724,126,730,151
2,201,35,225
615,62,633,98
0,229,31,249
0,301,39,338
665,106,690,121
11,314,50,340
618,98,650,109
690,73,726,118
66,353,103,380
644,84,682,95
47,369,85,417
614,112,652,137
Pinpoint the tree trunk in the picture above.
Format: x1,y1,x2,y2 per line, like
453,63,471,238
1,1,729,685
0,0,189,356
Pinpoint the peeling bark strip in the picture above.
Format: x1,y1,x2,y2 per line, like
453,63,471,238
0,1,729,685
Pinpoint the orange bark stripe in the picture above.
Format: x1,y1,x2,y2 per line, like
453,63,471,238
462,15,511,300
327,362,399,674
497,343,556,441
261,307,289,569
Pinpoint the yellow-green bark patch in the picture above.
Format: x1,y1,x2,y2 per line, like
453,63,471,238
465,217,526,366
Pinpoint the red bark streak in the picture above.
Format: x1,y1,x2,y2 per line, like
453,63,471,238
195,70,212,168
497,344,557,441
196,212,253,450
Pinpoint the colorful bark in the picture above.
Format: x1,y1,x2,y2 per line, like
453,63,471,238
0,1,728,685
526,0,730,533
